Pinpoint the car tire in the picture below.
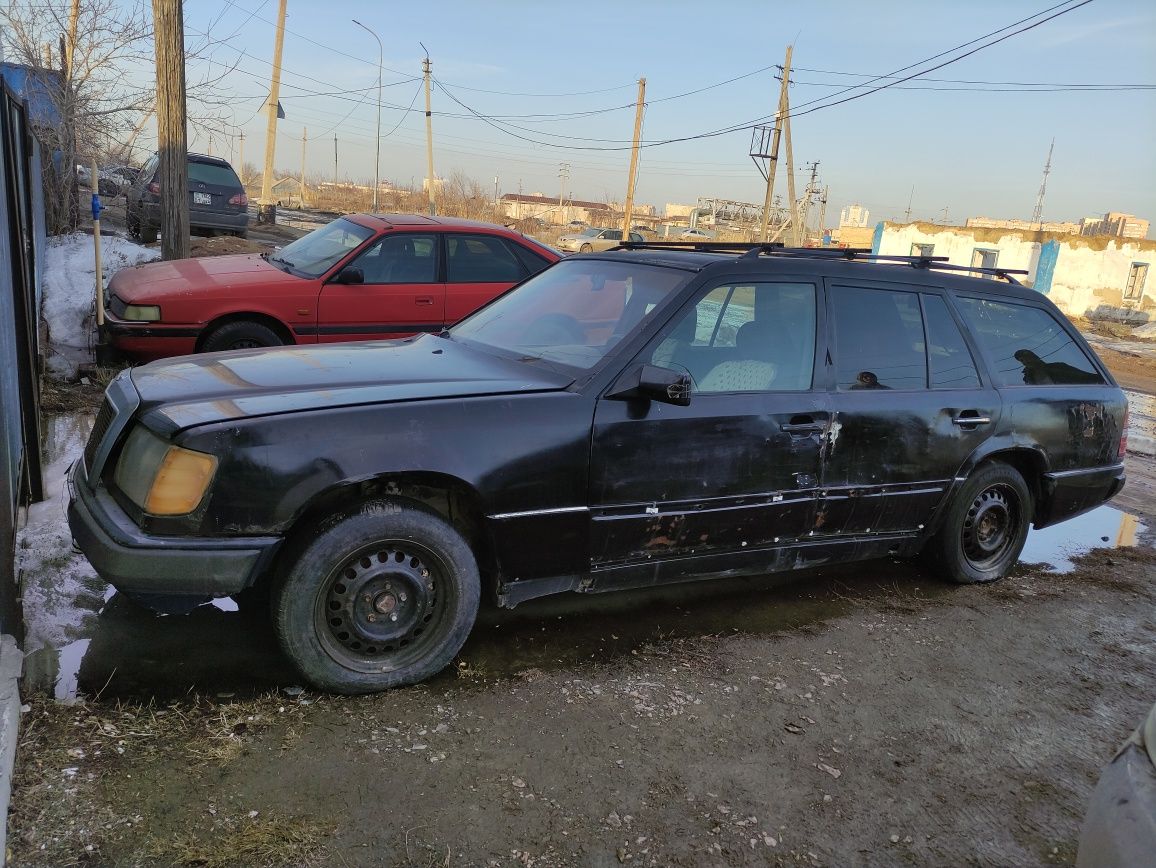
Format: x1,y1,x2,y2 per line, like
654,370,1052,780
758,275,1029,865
272,499,481,694
929,461,1032,584
200,320,284,353
579,243,593,253
234,229,248,239
126,209,140,238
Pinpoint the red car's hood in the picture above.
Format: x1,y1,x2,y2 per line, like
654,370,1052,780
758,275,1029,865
109,254,295,303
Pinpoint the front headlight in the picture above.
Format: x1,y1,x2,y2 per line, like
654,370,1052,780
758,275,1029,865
114,426,218,515
123,304,161,321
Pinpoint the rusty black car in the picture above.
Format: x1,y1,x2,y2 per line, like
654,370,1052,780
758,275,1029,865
68,244,1128,693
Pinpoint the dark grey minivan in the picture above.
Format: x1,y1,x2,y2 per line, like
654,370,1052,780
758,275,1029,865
127,152,249,241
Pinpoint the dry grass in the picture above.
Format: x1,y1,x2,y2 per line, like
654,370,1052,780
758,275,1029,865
149,814,332,867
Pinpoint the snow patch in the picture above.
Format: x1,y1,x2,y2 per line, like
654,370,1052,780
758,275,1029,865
42,233,158,377
15,413,107,654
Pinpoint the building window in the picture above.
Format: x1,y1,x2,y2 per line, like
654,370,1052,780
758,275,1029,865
910,243,935,258
970,247,999,278
1125,262,1149,301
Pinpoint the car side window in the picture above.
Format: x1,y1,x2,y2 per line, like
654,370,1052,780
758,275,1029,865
352,233,438,284
832,285,926,390
922,294,981,388
446,234,524,283
507,240,550,275
649,282,816,393
955,297,1103,386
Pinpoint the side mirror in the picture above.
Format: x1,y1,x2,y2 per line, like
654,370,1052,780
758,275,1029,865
607,364,691,407
333,266,364,285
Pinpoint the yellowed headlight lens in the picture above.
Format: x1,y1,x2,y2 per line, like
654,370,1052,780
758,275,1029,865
144,446,218,515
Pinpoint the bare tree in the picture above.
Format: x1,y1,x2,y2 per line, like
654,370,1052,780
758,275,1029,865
1,0,240,232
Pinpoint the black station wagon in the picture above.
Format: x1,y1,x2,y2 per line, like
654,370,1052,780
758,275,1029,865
69,244,1128,693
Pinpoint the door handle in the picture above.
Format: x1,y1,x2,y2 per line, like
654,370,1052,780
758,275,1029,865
952,412,992,427
782,416,825,435
415,296,434,305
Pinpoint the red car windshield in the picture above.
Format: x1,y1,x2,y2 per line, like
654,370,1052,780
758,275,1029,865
270,218,375,278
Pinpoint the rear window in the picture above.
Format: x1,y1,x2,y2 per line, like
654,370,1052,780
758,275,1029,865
955,297,1103,386
188,161,241,188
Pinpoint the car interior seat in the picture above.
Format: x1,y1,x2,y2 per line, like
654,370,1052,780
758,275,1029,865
698,320,778,392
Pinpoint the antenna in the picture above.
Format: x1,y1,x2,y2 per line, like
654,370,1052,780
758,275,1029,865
1031,138,1054,229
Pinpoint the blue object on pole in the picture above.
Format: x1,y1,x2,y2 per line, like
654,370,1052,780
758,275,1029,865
91,192,102,221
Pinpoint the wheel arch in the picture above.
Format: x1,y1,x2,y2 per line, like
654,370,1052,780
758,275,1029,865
266,471,500,600
941,443,1049,534
195,311,297,351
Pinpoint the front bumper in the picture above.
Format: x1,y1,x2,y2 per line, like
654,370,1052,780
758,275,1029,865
67,460,279,599
104,312,200,360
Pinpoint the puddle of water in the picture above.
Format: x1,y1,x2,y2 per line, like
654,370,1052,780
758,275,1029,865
1020,504,1145,574
1125,389,1155,454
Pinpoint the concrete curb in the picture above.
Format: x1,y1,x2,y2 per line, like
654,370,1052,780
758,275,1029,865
0,635,22,867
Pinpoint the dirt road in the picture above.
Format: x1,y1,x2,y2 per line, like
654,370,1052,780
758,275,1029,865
9,530,1155,866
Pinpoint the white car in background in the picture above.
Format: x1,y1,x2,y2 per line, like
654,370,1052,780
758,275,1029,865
556,227,643,253
679,228,714,240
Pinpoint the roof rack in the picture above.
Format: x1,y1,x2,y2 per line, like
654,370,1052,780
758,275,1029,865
610,241,1028,285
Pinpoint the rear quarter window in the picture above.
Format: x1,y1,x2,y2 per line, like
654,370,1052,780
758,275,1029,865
955,297,1103,386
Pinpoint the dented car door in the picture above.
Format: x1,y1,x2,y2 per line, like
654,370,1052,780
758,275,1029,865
817,281,999,536
587,279,828,583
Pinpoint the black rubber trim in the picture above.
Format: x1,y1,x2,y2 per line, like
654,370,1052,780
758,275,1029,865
67,461,278,597
105,321,202,338
292,323,444,336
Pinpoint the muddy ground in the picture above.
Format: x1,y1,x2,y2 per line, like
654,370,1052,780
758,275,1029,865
8,537,1155,867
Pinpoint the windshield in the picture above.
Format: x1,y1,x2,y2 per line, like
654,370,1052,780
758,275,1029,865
270,217,376,278
449,258,689,371
579,227,601,237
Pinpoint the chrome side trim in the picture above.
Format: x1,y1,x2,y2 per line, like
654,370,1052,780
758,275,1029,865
1043,463,1125,480
489,506,590,521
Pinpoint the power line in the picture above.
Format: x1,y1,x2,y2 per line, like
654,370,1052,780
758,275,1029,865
789,65,1153,88
430,0,1096,153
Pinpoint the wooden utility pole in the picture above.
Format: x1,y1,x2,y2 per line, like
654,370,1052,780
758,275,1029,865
758,46,792,242
152,0,189,260
260,0,288,209
783,107,799,246
333,134,338,182
299,126,307,207
65,0,80,77
620,78,646,241
422,50,436,215
238,130,245,178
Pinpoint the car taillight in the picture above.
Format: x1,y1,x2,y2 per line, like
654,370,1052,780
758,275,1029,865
147,181,160,195
1120,403,1129,459
229,193,248,207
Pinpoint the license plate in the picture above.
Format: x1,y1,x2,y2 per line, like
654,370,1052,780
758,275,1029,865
193,192,212,205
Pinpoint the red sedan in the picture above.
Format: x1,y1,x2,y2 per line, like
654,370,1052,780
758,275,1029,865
105,214,560,360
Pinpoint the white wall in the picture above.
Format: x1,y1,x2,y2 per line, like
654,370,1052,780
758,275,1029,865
877,223,1156,318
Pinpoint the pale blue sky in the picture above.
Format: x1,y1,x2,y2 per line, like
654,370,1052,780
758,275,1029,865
175,0,1156,229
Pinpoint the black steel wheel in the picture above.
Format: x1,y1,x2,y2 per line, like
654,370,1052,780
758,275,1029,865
273,499,480,693
201,320,284,353
930,461,1032,584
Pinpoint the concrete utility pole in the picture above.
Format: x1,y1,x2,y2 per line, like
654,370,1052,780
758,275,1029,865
259,0,288,211
151,0,189,260
759,45,792,242
904,185,914,223
422,48,436,215
783,107,799,246
352,19,382,212
333,134,338,182
798,160,819,242
238,130,245,177
299,126,307,207
621,78,646,241
818,185,829,239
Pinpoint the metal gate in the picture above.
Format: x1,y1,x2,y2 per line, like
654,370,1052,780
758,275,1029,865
0,78,46,639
